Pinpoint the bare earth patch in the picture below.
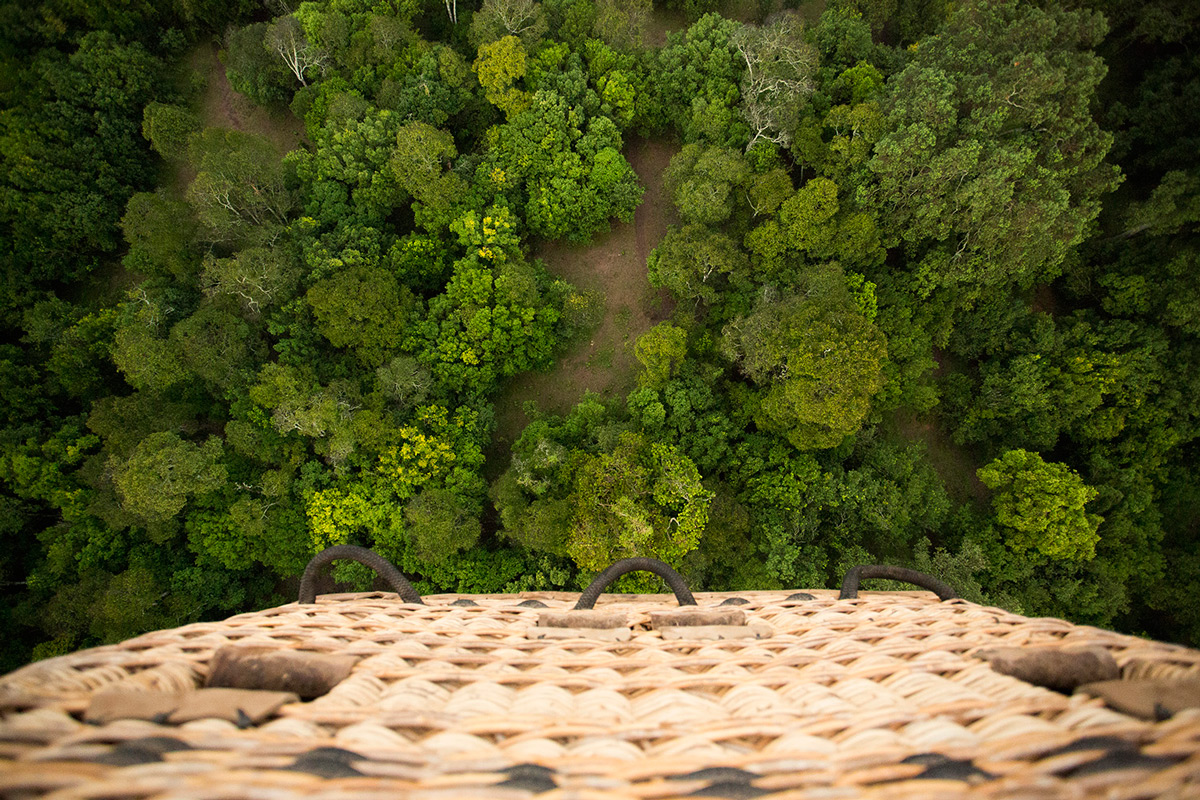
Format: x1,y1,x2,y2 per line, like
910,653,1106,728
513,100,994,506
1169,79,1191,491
887,410,989,505
191,43,308,153
487,137,681,472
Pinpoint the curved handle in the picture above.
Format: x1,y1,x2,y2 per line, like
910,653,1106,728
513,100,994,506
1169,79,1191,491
298,545,424,604
839,565,958,601
574,557,696,610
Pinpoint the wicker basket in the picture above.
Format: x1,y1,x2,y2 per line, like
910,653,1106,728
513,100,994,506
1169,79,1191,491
3,590,1200,798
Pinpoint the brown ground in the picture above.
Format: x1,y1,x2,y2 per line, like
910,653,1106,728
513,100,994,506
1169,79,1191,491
487,137,681,473
190,43,308,153
888,410,989,505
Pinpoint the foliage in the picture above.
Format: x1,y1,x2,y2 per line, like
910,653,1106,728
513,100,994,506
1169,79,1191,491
722,287,888,450
978,449,1103,562
479,90,643,242
4,0,1200,670
868,0,1120,292
0,32,163,312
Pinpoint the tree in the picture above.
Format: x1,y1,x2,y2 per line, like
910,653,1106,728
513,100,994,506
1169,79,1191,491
663,143,749,225
634,323,688,388
868,0,1120,291
568,433,713,576
731,14,817,150
201,246,301,316
978,449,1103,562
778,176,886,269
265,15,327,86
376,356,432,409
656,14,745,143
480,91,643,241
141,102,199,161
169,301,262,391
110,288,187,392
405,488,482,564
469,0,547,47
121,191,199,281
390,121,469,232
416,247,561,397
109,433,227,524
473,35,530,118
0,32,162,309
306,266,414,368
648,225,747,304
186,129,292,240
222,22,293,105
722,287,888,450
592,0,650,50
295,108,406,226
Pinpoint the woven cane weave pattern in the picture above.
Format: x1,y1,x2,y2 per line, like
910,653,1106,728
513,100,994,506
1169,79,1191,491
3,590,1200,798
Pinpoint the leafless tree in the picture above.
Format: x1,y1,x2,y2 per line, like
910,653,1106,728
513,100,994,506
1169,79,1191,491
470,0,548,46
732,14,818,151
264,15,327,86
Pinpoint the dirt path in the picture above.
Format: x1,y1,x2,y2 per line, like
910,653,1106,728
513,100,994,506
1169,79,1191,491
486,137,680,473
188,43,308,152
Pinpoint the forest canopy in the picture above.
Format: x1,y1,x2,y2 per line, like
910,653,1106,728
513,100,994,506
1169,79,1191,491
2,0,1200,669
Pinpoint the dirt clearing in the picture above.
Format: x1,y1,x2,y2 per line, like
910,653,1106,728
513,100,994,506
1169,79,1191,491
487,137,680,473
189,43,307,153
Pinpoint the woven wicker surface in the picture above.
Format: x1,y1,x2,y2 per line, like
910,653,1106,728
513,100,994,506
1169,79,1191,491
3,589,1200,798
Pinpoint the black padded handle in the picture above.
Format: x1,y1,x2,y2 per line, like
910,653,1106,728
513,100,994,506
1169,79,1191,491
839,565,958,601
298,545,424,604
574,557,697,610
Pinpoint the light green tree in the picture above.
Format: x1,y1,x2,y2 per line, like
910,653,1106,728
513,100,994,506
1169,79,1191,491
110,433,227,524
473,35,529,117
634,323,688,388
567,432,713,575
978,449,1103,561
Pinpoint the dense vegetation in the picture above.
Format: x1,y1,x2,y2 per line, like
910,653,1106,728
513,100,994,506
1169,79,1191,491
2,0,1199,670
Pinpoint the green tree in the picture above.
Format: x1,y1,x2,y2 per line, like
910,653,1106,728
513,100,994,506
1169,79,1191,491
978,449,1103,562
480,91,643,241
169,300,262,391
469,0,548,47
187,128,293,240
634,323,688,389
201,246,301,317
390,121,469,232
868,0,1120,291
306,265,414,368
405,487,482,564
663,143,749,225
473,35,529,117
120,191,199,281
648,224,747,304
656,14,744,143
222,22,294,105
416,249,560,398
722,287,888,450
0,32,162,309
731,13,817,151
141,102,199,161
567,433,713,576
109,433,227,524
592,0,650,50
294,107,405,226
110,289,187,392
